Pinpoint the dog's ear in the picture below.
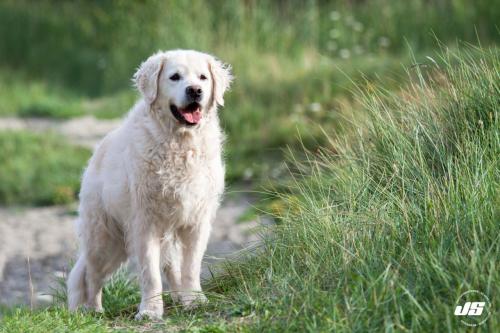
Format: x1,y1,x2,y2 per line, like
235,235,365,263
208,57,233,107
133,52,166,105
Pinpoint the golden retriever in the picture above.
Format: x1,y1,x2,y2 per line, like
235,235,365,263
67,50,232,320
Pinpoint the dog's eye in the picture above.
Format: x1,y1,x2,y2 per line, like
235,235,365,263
169,73,181,81
200,74,207,81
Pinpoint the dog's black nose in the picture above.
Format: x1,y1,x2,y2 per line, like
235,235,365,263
186,85,202,101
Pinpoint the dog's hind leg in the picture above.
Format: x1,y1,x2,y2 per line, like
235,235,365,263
83,226,127,312
69,211,126,312
67,254,88,310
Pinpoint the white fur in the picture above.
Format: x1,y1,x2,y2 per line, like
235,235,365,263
67,50,232,320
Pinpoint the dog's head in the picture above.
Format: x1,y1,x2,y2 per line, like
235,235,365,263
134,50,232,127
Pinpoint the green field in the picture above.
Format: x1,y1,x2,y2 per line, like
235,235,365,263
0,1,498,332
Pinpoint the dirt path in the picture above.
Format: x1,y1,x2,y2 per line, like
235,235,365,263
0,116,121,149
0,116,268,307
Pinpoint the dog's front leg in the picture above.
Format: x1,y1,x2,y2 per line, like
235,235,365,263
133,223,164,320
178,222,211,308
163,239,182,303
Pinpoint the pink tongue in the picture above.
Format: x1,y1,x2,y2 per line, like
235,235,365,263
181,110,201,124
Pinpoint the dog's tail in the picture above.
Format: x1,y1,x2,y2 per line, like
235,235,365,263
67,254,87,310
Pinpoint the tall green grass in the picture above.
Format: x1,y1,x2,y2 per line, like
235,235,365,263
205,46,499,331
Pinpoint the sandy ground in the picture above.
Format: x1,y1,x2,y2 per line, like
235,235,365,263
0,116,268,308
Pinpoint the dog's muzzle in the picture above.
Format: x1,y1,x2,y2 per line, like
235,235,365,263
170,103,202,126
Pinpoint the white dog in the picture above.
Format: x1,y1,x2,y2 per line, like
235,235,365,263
67,50,232,320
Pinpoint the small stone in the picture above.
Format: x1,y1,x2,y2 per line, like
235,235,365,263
36,293,53,304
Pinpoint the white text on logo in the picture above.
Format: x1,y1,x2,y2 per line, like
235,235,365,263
454,302,485,316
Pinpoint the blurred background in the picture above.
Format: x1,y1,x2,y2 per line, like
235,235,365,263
0,0,498,308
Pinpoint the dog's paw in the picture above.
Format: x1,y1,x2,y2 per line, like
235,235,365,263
82,305,104,314
134,309,163,321
179,292,208,310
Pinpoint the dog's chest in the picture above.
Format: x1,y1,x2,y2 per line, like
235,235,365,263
142,136,224,225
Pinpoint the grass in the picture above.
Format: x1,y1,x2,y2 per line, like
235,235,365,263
0,131,90,205
0,69,135,119
0,308,111,333
1,46,497,332
219,46,499,332
0,1,497,96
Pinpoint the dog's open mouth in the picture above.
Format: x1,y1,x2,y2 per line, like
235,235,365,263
170,103,202,126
